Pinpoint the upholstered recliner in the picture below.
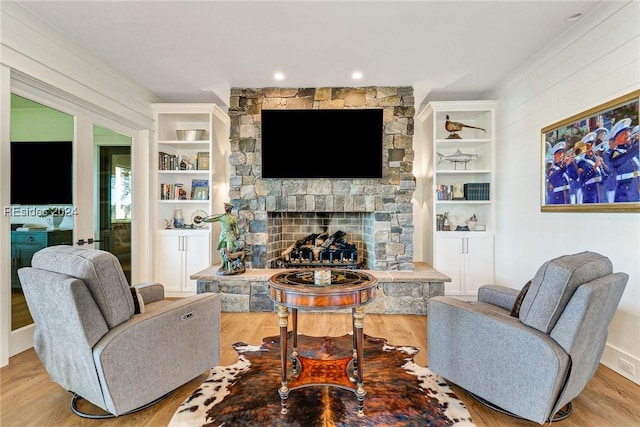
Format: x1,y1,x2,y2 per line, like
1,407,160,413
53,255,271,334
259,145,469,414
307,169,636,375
427,251,627,424
18,245,221,418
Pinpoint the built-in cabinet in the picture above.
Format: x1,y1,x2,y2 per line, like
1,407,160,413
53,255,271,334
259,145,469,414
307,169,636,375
419,100,497,299
154,230,211,293
11,230,73,290
152,103,230,296
434,233,494,297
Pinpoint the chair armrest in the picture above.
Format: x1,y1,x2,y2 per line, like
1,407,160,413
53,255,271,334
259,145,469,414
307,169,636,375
427,296,570,424
132,281,164,304
477,284,520,310
92,293,221,415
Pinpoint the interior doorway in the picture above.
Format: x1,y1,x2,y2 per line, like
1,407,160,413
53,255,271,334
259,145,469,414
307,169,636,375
9,94,74,331
98,140,132,282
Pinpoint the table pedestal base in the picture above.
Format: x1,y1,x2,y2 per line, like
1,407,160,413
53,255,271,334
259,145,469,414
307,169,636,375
277,306,366,417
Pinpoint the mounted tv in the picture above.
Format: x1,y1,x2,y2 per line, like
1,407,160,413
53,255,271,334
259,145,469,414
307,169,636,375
10,141,73,205
261,109,383,179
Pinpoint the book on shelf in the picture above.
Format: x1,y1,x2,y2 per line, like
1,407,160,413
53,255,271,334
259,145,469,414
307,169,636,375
436,184,452,200
191,179,209,200
159,152,178,171
196,152,210,170
160,183,172,200
463,183,490,200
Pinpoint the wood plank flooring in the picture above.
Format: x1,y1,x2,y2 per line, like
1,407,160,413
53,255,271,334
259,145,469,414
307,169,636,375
1,312,639,426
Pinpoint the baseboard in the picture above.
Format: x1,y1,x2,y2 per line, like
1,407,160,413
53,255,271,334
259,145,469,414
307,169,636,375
601,343,640,385
9,323,34,357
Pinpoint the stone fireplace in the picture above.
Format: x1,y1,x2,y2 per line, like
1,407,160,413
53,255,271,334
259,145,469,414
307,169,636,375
228,86,416,271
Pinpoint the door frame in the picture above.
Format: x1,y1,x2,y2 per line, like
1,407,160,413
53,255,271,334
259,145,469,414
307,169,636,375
1,79,152,363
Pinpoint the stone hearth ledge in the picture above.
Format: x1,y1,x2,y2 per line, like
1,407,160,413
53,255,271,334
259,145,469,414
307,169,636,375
192,263,450,315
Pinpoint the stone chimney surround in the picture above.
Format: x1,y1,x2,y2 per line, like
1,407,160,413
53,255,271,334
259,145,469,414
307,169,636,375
228,86,416,271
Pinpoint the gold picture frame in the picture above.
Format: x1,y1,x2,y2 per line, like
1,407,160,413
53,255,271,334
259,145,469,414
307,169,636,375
541,89,639,212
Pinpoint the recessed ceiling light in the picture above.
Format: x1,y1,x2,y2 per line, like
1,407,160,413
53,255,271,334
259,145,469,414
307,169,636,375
352,71,363,80
274,72,285,81
565,13,583,22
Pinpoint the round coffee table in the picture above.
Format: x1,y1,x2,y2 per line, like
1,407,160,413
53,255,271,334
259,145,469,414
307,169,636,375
268,269,377,417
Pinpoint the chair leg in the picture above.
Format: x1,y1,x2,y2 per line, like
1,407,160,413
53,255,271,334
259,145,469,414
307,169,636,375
70,391,172,419
468,391,573,423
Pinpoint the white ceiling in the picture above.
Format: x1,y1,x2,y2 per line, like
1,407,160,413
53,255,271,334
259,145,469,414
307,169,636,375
15,0,620,107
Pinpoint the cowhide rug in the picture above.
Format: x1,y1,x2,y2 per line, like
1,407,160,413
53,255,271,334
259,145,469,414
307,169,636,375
169,333,475,427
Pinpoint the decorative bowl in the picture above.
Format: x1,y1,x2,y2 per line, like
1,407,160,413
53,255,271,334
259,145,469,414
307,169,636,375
176,129,206,141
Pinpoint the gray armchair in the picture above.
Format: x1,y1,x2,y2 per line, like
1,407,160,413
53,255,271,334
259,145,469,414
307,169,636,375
18,245,221,418
427,251,627,424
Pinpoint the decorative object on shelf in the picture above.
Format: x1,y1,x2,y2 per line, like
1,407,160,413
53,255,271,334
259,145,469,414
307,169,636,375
447,207,475,231
466,214,478,231
436,149,479,170
196,152,210,170
191,210,208,228
164,219,173,229
38,208,65,229
200,203,248,276
445,114,486,139
452,182,464,200
442,212,450,231
541,89,639,212
173,209,184,229
176,129,206,141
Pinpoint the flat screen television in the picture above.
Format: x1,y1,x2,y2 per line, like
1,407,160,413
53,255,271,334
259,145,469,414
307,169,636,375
261,109,383,179
11,141,73,205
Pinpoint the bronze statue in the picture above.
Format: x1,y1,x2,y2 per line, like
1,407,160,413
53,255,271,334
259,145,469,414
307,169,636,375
195,202,247,275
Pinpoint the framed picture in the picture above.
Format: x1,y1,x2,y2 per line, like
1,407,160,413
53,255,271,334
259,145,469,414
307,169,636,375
191,179,209,200
541,90,639,212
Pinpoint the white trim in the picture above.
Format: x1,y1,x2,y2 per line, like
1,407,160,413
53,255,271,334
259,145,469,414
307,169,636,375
1,65,12,367
602,344,640,384
1,2,162,366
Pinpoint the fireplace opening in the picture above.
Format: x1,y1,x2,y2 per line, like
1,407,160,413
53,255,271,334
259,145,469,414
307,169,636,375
266,212,372,269
270,230,362,269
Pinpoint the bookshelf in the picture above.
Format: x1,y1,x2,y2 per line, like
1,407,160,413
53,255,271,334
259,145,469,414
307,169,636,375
419,100,496,299
152,103,230,295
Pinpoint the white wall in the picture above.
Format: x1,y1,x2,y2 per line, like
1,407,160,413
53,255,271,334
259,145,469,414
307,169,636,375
490,2,640,383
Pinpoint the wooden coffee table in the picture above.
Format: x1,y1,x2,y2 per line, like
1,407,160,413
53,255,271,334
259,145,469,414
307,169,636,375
268,269,377,417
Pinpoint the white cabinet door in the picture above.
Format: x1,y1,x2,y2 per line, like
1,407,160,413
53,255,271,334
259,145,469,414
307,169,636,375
464,234,494,295
155,232,183,292
435,233,494,298
182,232,211,292
435,235,464,295
155,230,210,294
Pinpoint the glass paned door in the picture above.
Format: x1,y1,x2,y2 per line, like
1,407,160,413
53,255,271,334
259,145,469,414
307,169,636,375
98,141,132,282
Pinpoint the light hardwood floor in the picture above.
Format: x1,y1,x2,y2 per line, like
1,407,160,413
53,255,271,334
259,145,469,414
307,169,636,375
1,312,639,426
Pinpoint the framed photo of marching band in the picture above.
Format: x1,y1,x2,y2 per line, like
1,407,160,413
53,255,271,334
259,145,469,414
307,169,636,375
541,89,640,212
